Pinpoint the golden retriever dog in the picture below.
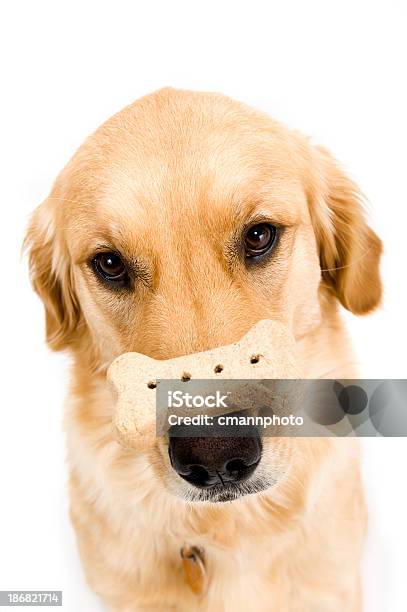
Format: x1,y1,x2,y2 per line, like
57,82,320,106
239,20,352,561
25,88,382,611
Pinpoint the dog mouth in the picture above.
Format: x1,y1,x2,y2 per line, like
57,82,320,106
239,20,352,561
182,476,270,503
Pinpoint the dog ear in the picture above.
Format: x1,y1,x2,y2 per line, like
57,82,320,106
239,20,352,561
310,146,383,315
24,198,81,351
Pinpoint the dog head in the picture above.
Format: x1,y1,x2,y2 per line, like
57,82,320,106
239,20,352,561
25,88,382,503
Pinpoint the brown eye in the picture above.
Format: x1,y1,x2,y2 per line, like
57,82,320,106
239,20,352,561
244,223,277,258
92,252,128,285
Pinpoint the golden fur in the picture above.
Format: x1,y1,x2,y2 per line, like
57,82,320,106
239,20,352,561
25,88,382,611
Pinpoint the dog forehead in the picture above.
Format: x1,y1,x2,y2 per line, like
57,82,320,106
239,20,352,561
61,89,310,245
74,90,304,195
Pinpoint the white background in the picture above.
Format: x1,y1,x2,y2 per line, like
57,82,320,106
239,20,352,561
1,1,406,610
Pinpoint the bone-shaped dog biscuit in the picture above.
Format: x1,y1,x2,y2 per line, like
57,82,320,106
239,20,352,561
107,320,298,449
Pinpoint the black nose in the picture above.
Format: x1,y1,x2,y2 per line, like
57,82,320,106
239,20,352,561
169,432,262,488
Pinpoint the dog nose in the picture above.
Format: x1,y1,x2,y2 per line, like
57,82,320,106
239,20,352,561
168,432,262,488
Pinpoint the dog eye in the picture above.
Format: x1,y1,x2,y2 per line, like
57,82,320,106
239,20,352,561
244,223,277,258
92,252,129,285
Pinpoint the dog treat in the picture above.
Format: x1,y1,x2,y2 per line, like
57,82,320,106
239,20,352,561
107,319,298,449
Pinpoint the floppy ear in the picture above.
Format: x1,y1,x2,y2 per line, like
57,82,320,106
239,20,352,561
311,146,383,315
24,198,80,351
